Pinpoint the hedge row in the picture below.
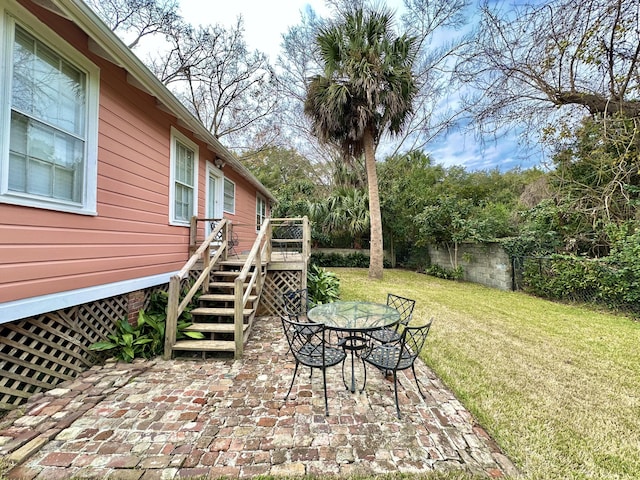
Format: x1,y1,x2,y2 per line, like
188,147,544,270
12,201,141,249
522,255,640,317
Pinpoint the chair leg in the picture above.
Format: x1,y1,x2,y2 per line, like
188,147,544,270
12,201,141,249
393,371,401,419
285,362,299,400
322,367,329,416
411,364,426,399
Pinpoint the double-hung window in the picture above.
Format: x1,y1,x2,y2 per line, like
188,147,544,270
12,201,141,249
223,178,235,214
170,128,198,225
1,11,99,214
256,195,267,230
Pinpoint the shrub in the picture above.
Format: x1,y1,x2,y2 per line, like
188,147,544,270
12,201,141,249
522,253,640,316
89,288,204,362
307,264,340,305
310,251,391,268
424,264,463,280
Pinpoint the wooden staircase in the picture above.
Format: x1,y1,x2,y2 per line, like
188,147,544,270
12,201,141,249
171,259,263,357
163,217,310,360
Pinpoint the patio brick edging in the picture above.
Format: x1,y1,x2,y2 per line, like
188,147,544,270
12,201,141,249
0,359,153,466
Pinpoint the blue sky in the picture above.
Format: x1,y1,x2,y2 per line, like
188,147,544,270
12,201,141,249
176,0,545,172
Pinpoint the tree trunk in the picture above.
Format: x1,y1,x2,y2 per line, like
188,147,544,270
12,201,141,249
364,128,384,279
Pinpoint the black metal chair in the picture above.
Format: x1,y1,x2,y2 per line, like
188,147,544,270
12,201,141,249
283,288,310,320
369,293,416,344
360,318,434,418
281,316,346,416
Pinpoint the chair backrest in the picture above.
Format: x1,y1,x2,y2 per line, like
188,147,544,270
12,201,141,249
387,293,416,326
280,315,326,362
400,319,434,364
283,288,309,318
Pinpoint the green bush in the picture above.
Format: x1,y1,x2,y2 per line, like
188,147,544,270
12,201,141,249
89,289,204,362
310,251,392,268
307,264,340,305
522,253,640,316
424,264,463,280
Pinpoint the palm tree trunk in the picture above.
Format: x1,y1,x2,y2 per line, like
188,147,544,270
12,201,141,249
364,127,384,279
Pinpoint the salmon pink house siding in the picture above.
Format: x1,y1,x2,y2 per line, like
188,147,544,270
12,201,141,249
0,0,274,323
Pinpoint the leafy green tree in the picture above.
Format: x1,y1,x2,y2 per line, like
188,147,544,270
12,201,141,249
378,151,443,267
550,115,640,256
415,196,489,270
304,7,418,279
242,146,322,193
309,187,370,248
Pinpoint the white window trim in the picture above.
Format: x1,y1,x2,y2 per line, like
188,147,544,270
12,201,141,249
206,162,223,219
0,3,100,215
256,194,267,232
169,127,199,226
223,177,235,215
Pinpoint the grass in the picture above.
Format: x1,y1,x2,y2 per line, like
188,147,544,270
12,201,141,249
335,268,640,480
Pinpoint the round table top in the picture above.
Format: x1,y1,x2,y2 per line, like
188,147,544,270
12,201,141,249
307,301,400,331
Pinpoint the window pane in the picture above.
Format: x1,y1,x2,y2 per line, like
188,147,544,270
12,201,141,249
12,26,86,136
8,152,27,192
175,142,194,186
53,166,74,200
224,179,235,213
174,183,192,221
29,159,53,197
8,26,87,206
9,111,84,202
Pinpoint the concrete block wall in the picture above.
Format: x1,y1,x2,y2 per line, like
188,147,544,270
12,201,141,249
428,243,512,291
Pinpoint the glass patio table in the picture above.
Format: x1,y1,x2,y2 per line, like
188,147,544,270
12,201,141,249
307,301,400,392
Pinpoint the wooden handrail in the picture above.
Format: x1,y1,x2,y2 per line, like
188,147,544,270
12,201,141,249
163,219,228,359
164,216,311,360
233,218,272,357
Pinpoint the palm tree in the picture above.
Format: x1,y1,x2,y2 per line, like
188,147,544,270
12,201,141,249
304,7,417,279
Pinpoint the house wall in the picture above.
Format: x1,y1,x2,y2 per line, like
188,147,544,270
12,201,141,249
0,0,261,321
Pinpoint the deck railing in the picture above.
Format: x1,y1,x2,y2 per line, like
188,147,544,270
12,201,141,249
163,219,230,359
163,216,310,359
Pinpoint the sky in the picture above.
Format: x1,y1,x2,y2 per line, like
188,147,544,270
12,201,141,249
175,0,544,172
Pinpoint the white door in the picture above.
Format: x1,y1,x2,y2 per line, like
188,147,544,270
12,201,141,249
206,164,223,238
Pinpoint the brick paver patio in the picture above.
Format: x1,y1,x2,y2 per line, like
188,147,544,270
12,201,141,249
0,317,517,479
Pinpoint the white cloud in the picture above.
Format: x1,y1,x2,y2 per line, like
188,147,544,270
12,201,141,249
173,0,544,172
177,0,330,59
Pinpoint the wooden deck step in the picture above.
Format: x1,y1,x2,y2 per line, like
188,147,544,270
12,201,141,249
208,281,252,289
211,271,251,277
191,307,254,316
199,294,258,302
184,323,248,334
218,260,248,267
172,340,236,352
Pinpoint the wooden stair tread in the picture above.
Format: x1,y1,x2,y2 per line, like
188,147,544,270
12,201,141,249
209,281,252,288
211,271,250,277
172,340,236,351
218,260,251,266
199,294,258,302
191,307,254,316
185,323,248,333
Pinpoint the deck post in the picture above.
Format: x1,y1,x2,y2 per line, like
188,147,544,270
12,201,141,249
222,220,229,261
302,216,310,290
164,276,180,359
234,277,244,359
203,243,211,294
266,220,273,262
189,216,198,256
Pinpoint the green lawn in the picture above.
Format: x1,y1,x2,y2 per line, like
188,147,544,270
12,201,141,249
335,268,640,480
